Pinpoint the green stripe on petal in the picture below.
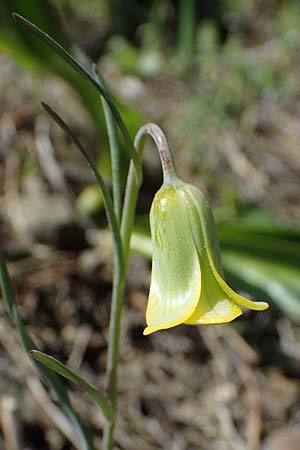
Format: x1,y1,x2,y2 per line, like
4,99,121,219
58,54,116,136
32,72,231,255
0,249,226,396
144,187,201,335
183,187,243,324
184,184,269,316
183,185,224,276
212,266,269,311
184,250,243,325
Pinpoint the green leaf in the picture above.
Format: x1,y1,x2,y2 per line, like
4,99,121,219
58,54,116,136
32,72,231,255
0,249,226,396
12,13,142,184
93,65,122,223
0,2,104,126
218,224,300,269
217,219,300,318
0,259,17,323
41,102,124,277
1,0,67,44
31,351,114,422
222,251,300,320
0,259,96,450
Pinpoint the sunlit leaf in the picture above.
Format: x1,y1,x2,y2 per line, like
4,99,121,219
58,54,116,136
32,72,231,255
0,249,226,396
31,350,114,422
12,13,142,184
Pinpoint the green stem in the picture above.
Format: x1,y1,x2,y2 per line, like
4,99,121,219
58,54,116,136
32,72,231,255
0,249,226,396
103,123,177,450
135,123,179,186
102,272,126,449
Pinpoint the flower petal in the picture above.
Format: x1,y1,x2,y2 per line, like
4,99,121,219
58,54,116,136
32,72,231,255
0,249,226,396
144,187,201,335
212,266,269,310
184,246,242,324
184,185,269,313
183,185,224,274
185,298,242,324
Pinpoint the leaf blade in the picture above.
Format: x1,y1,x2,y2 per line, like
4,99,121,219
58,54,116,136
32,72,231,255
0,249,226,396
12,13,142,184
93,64,122,223
31,350,114,422
41,102,124,277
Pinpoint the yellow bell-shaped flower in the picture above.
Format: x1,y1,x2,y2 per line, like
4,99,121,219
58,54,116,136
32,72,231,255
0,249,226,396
144,180,269,335
133,123,268,336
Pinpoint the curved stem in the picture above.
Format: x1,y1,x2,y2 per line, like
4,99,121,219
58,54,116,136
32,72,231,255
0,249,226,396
103,123,178,450
121,123,179,261
135,123,179,185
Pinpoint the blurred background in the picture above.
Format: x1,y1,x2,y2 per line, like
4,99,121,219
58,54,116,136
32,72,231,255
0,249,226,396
0,0,300,449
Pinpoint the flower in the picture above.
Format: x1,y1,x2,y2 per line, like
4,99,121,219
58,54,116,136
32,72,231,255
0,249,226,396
144,179,269,335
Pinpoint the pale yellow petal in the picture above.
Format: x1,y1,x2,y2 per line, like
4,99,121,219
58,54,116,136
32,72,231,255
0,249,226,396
212,266,269,311
184,184,269,315
184,252,242,325
144,187,201,335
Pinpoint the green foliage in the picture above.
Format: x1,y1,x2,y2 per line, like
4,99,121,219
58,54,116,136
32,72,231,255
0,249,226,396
176,2,300,158
31,350,114,422
42,101,124,274
0,259,96,450
12,13,142,184
0,0,104,125
0,1,143,140
219,217,300,320
0,13,137,449
176,0,196,71
101,0,300,168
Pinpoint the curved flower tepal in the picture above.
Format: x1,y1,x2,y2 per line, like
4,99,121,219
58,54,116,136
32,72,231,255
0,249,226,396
140,125,269,335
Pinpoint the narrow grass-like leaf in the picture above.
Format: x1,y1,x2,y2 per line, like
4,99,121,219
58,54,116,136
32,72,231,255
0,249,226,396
0,3,103,126
42,102,124,275
31,350,114,422
0,259,17,323
93,64,122,223
177,0,196,70
0,259,95,450
12,13,142,184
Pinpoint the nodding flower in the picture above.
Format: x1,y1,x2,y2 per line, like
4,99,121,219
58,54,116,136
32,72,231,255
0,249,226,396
137,124,269,336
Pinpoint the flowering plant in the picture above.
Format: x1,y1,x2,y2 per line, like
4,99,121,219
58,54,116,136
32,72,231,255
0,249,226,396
0,15,268,450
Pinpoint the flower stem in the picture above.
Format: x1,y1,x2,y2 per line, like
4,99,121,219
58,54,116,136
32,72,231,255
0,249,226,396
122,123,179,269
103,273,125,449
103,123,177,450
135,123,179,186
